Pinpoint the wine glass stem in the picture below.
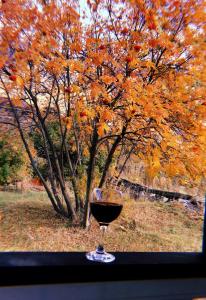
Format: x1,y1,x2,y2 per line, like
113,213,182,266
97,225,107,253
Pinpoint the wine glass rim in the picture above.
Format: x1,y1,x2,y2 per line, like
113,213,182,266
91,201,123,206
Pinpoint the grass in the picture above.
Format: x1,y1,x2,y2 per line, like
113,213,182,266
0,191,204,252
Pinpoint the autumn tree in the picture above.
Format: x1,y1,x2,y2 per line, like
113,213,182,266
0,0,206,227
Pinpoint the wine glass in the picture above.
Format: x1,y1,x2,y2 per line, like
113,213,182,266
86,187,123,263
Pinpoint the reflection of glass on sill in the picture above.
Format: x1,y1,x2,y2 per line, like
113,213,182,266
193,298,206,300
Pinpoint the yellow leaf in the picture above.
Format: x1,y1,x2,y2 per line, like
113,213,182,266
116,73,124,83
90,82,102,98
91,52,104,65
101,110,113,121
146,165,158,179
12,97,22,107
83,147,89,156
145,61,157,70
71,84,80,93
16,76,24,87
68,60,84,72
97,123,109,136
100,75,115,85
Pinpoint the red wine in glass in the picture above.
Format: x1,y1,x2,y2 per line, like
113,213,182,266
90,201,123,226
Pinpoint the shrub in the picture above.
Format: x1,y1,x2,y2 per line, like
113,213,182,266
0,135,30,185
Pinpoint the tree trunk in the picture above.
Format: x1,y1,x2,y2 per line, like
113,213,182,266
71,177,84,211
98,125,127,188
63,141,83,211
98,136,121,188
83,128,98,228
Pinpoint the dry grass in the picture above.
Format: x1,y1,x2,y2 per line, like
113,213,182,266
0,191,204,252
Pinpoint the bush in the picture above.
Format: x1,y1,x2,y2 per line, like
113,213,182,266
0,136,29,185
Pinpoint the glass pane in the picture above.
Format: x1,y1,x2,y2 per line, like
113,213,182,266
0,0,205,255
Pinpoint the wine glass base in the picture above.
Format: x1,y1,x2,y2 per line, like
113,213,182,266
86,250,115,263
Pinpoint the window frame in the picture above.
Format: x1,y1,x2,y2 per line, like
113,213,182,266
0,252,206,286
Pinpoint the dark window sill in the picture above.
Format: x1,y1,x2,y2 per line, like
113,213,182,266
0,252,206,286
